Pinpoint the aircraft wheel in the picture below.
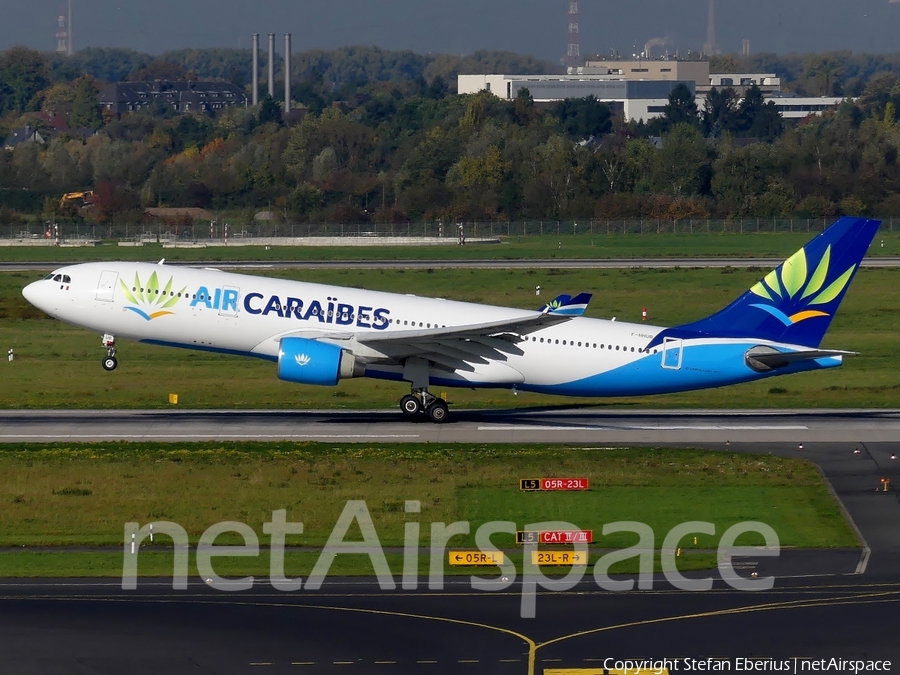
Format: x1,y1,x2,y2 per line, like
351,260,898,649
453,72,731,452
426,399,449,423
102,356,118,371
400,394,421,416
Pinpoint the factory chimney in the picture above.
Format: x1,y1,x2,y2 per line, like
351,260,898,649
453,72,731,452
251,33,259,106
703,0,719,56
267,33,275,97
284,34,292,112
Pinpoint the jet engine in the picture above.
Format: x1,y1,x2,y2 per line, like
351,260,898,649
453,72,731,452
277,337,364,386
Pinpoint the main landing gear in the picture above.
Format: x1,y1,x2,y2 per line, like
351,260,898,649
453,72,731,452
399,356,449,423
399,390,449,423
101,333,118,371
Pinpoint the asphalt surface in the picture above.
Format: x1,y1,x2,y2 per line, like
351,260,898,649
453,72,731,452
1,575,898,674
2,407,900,444
2,408,899,672
3,256,900,272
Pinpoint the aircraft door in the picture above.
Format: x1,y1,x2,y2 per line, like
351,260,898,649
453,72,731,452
661,337,683,370
96,271,118,302
219,286,240,317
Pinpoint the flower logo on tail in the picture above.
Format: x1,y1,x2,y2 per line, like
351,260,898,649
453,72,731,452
120,271,186,321
748,244,856,325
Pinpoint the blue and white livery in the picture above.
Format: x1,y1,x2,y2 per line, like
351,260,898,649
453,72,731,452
22,217,880,422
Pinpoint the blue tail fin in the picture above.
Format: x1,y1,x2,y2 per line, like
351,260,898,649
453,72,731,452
540,292,593,316
665,217,880,348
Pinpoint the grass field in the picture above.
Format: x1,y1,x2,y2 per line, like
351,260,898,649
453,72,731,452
1,229,900,264
0,550,720,579
0,443,855,577
1,265,898,409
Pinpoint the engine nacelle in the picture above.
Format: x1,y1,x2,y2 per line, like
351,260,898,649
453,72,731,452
278,337,364,386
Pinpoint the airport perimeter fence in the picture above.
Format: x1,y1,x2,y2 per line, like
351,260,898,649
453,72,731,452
1,217,896,243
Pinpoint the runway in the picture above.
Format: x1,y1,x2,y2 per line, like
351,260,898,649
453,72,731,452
2,407,900,444
3,256,900,272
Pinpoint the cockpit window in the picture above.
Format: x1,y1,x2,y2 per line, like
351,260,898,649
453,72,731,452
62,275,71,284
52,274,62,282
44,273,55,280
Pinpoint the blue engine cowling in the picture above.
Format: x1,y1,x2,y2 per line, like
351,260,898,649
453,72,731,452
278,337,364,386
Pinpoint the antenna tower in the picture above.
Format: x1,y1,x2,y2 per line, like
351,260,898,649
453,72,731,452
55,13,68,53
55,1,72,55
567,0,581,69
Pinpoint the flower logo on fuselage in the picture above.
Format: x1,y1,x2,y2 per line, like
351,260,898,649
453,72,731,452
749,244,856,326
120,271,186,321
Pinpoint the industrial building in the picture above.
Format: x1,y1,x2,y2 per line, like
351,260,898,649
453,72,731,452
579,60,710,84
458,61,843,123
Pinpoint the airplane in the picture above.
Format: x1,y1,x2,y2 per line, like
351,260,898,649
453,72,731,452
22,216,879,423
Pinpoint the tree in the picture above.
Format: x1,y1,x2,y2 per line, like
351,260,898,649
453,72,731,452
802,54,846,96
651,124,710,198
427,75,449,100
701,87,740,138
738,85,783,141
712,144,779,215
552,96,612,139
662,83,699,129
511,87,536,126
0,47,49,114
130,59,190,82
69,77,103,130
41,82,77,116
258,95,283,126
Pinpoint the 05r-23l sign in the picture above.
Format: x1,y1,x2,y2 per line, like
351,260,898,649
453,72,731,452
519,478,589,491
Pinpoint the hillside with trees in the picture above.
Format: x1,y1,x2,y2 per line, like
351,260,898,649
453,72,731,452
3,46,900,228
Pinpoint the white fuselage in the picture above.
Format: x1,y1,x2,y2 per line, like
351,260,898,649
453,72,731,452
22,261,836,398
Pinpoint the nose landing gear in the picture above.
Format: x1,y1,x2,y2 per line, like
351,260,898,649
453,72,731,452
101,334,118,371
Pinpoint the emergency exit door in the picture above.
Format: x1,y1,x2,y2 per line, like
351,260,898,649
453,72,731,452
96,270,118,302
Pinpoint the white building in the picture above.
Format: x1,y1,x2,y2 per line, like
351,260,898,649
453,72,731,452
457,74,694,123
762,96,846,119
707,73,781,94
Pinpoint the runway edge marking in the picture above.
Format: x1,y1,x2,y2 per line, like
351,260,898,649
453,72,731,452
813,463,870,575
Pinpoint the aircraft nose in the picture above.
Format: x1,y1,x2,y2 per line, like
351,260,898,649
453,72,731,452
22,280,44,310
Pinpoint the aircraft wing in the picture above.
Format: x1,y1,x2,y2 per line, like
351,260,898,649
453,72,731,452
354,311,572,371
280,311,573,373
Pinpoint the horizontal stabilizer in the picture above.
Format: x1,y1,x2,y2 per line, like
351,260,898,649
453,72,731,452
745,345,855,372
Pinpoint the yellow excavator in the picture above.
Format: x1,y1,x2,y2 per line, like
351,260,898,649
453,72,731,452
59,190,94,209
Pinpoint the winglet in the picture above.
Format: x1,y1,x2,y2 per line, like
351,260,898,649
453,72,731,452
539,292,593,316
